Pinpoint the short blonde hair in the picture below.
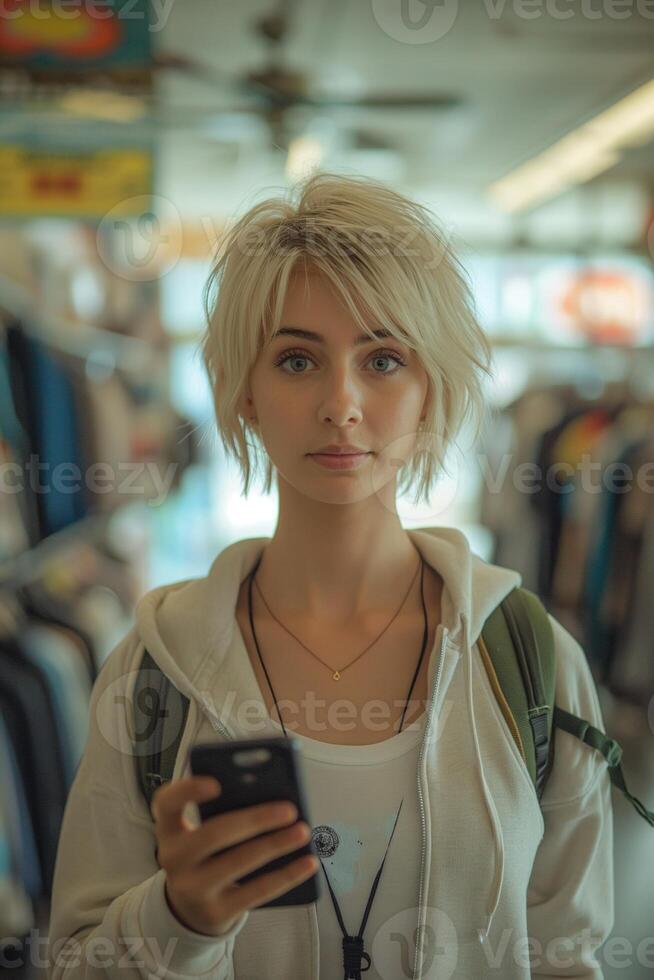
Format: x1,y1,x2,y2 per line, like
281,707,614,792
201,170,493,505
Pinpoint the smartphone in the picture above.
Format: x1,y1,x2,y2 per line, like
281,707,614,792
188,736,321,908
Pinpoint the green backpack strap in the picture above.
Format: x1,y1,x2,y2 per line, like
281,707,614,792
479,587,556,800
133,647,191,814
480,587,654,828
553,706,654,827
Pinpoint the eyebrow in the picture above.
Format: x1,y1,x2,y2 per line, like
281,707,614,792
272,326,397,346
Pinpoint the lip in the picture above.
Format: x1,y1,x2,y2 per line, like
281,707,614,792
311,445,369,455
308,452,372,470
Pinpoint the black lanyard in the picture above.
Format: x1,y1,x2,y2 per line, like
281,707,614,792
247,555,430,979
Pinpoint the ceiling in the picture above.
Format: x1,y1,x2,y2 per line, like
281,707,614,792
152,0,654,179
147,0,654,244
3,0,654,245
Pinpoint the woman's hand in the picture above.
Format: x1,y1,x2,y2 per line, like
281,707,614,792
151,776,318,936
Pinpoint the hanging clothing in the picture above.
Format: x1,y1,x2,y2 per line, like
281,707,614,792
5,321,87,537
480,384,654,707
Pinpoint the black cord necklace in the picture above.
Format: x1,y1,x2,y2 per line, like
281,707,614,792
246,555,430,979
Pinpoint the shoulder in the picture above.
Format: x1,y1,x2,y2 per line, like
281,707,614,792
543,613,609,806
547,614,604,728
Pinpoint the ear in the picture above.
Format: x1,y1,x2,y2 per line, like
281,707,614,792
236,389,257,427
236,385,250,411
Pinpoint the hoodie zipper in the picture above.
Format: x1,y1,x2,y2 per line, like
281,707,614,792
209,717,235,742
412,625,450,980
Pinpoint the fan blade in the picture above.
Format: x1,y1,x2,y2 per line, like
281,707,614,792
153,50,278,102
302,92,463,111
153,53,462,113
152,51,244,90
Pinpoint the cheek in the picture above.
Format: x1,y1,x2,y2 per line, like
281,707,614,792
257,384,306,442
254,368,285,401
261,384,299,421
376,380,424,419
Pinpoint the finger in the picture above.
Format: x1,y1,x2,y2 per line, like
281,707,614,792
151,776,220,837
192,820,311,892
180,802,299,868
220,854,319,918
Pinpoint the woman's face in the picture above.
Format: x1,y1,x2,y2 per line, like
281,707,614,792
242,268,430,505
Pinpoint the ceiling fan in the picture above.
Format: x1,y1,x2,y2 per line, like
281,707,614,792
148,0,463,151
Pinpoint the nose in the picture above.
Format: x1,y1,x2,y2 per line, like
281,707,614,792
318,364,364,426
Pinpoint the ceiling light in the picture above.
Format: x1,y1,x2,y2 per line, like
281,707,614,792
488,78,654,213
285,136,325,181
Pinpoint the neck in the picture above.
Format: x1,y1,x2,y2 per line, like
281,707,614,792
254,480,422,627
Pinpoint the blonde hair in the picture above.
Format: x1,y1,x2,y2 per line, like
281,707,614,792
201,170,493,505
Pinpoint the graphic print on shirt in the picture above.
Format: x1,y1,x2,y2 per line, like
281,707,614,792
310,811,398,893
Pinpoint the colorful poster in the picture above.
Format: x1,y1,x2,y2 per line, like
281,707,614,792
0,143,152,218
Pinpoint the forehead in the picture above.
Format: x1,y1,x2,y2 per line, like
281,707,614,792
275,268,381,337
281,268,352,312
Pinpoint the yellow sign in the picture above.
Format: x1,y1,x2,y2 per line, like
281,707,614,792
0,144,152,218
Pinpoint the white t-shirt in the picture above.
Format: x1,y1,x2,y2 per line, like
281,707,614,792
227,625,425,980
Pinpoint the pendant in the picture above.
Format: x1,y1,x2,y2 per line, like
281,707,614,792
333,670,341,681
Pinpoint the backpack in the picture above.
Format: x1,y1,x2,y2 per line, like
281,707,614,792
133,586,654,827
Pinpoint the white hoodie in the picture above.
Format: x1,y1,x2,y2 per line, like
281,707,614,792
47,526,614,980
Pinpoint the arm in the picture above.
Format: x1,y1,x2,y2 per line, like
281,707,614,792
46,629,249,980
526,615,614,979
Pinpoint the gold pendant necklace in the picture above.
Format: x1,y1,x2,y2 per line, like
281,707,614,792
253,555,423,681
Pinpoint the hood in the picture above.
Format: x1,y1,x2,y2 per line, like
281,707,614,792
135,524,522,946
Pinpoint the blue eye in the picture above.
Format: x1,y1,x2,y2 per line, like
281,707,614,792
273,348,407,375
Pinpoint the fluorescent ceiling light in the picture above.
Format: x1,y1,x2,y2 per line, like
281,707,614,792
488,78,654,213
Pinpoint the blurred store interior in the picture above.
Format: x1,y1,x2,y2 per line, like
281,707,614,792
1,1,654,977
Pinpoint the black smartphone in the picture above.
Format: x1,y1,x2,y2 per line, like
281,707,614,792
188,735,321,908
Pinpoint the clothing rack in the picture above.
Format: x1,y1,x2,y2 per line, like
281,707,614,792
0,514,139,925
0,273,154,374
1,311,197,550
0,513,113,590
489,339,654,414
0,269,192,943
491,337,654,353
479,376,654,709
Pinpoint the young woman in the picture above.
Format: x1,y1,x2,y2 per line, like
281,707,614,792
48,172,614,980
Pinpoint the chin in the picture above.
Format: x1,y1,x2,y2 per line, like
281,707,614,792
289,473,377,505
